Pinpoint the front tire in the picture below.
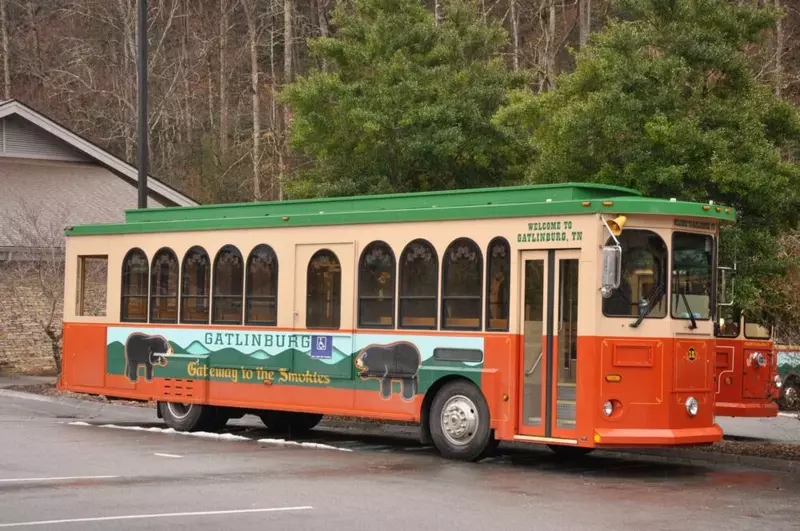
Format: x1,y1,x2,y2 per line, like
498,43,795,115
781,378,799,411
429,380,492,462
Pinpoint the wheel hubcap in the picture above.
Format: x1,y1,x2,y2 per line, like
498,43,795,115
166,402,192,420
441,395,478,446
785,386,799,410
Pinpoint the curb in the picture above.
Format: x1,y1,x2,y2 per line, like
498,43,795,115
610,447,799,473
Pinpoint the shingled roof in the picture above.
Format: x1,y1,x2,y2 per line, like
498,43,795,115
0,99,198,253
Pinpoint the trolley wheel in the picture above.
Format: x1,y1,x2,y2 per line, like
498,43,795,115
258,410,323,435
781,377,799,411
429,379,492,462
547,444,594,458
158,401,218,432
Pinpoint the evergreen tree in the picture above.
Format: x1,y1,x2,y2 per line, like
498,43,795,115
281,0,529,198
494,0,800,318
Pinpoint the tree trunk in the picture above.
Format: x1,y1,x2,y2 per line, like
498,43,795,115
547,0,557,90
182,0,192,144
774,0,783,97
0,0,8,100
315,0,329,71
219,0,229,158
244,1,261,200
280,0,294,201
510,0,519,71
578,0,591,48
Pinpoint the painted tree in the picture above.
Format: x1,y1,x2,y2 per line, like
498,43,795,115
494,0,800,321
280,0,529,198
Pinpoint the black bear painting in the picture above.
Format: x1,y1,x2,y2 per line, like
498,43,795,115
123,332,173,383
355,341,422,401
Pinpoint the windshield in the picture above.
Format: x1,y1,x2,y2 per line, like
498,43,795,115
716,305,740,338
603,229,668,319
671,232,713,321
744,311,772,339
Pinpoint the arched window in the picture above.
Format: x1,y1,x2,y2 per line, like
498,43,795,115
399,239,438,329
212,245,244,324
180,246,210,323
358,241,396,328
121,248,148,322
150,248,179,323
246,244,278,326
486,237,510,331
441,238,482,330
306,250,341,329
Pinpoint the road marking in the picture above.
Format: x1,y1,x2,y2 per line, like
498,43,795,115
0,476,119,483
153,453,182,458
0,506,313,528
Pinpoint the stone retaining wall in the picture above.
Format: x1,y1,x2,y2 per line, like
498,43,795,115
0,263,60,374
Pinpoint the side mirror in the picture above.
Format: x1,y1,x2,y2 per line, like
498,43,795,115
601,244,622,298
718,265,734,306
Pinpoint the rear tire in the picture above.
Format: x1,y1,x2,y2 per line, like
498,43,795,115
258,410,323,435
429,380,492,462
547,444,594,458
158,402,218,432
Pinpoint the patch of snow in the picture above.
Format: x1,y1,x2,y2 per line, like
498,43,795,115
257,438,353,452
68,421,92,426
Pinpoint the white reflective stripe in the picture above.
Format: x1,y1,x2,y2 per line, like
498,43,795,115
0,506,313,528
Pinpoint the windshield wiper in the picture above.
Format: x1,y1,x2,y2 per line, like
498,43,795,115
630,283,664,328
674,269,698,330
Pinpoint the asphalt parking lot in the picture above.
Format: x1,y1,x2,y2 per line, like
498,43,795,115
1,389,799,530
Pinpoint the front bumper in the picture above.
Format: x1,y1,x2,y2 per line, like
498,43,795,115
592,424,723,447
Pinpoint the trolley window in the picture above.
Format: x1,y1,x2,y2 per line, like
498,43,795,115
671,232,713,321
150,248,179,323
212,245,244,324
358,241,396,328
744,311,772,339
121,248,148,322
441,238,482,331
716,305,740,338
246,244,278,326
602,230,668,319
180,246,210,324
399,239,438,329
486,237,510,331
307,249,341,329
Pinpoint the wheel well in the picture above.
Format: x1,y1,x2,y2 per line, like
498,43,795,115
419,375,479,446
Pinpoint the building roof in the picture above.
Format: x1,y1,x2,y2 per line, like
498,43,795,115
0,99,198,207
65,182,737,237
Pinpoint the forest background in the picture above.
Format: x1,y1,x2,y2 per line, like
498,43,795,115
1,0,799,343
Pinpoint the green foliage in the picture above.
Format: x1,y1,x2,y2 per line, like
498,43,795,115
494,0,800,317
281,0,529,198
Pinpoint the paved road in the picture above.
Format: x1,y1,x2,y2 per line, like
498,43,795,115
1,391,799,530
717,414,800,443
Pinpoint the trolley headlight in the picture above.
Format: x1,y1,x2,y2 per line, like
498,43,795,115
751,352,766,367
774,375,783,388
685,396,699,417
602,400,613,417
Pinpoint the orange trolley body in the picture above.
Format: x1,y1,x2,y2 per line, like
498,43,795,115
58,183,737,460
714,310,779,417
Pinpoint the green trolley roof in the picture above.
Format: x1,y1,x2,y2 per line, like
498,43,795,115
64,182,737,236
